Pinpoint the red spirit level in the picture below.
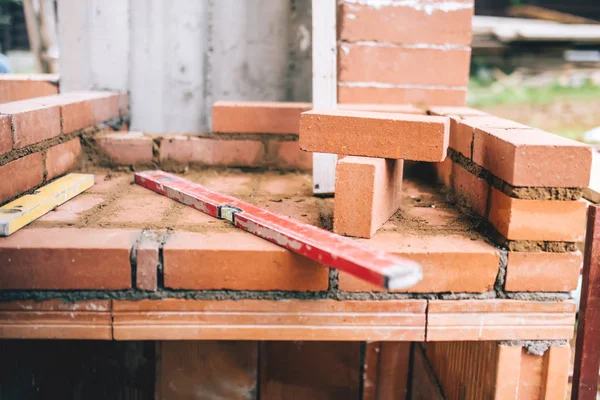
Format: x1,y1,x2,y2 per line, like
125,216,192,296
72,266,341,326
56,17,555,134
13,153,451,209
135,170,423,290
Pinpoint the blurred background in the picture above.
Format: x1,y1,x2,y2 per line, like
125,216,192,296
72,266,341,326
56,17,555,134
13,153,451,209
0,0,599,141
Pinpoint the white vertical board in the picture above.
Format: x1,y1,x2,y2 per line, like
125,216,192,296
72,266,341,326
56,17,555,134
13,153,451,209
57,0,129,92
130,0,208,133
311,0,337,195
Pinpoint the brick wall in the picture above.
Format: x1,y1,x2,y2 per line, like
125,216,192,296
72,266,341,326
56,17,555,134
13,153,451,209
337,0,474,106
0,90,127,206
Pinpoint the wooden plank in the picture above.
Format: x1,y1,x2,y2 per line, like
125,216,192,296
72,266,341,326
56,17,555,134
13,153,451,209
156,341,258,400
0,173,94,236
572,204,600,400
311,0,337,195
260,341,360,400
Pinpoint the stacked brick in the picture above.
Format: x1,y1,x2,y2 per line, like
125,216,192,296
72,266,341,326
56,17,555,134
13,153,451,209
0,91,126,205
337,0,474,106
300,109,450,239
430,106,591,293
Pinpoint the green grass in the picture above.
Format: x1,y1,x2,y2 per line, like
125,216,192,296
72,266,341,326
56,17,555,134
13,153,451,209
467,79,600,108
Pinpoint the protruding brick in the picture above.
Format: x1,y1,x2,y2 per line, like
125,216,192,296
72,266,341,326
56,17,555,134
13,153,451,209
505,251,582,292
488,187,587,241
0,228,138,290
45,138,82,180
334,156,403,238
265,140,312,170
0,114,11,155
160,136,265,167
338,44,471,86
0,153,43,204
0,99,60,148
452,162,489,217
96,132,153,165
473,127,592,187
212,101,311,134
299,110,449,161
338,85,467,107
0,74,59,103
163,230,329,291
338,2,473,45
136,230,162,291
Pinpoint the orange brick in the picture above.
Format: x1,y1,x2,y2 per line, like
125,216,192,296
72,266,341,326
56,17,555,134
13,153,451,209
113,299,426,341
427,300,576,341
338,85,467,106
494,344,522,398
136,230,162,291
0,99,60,148
451,116,529,158
338,103,424,114
0,74,59,103
473,127,592,187
0,228,137,289
488,187,587,241
96,132,153,165
163,230,329,291
0,114,11,154
299,110,449,161
338,2,473,45
334,157,403,238
30,91,121,133
452,162,489,217
505,251,582,292
45,138,82,180
0,300,111,340
338,233,499,293
265,140,312,170
0,153,43,204
159,136,265,167
338,45,471,86
434,157,452,187
212,101,311,134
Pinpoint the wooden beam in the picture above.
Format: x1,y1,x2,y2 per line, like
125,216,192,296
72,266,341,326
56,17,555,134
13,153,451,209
572,204,600,400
